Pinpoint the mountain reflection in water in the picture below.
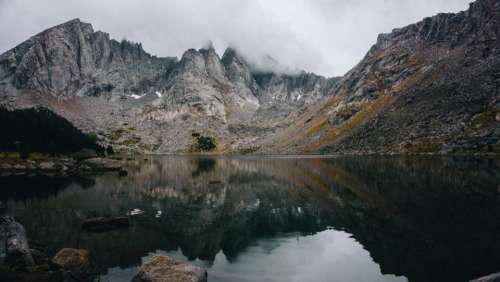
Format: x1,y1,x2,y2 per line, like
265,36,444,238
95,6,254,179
1,156,500,282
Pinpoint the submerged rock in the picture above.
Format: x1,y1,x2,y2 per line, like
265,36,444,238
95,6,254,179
78,157,123,172
132,255,207,282
470,272,500,282
0,216,34,268
38,162,57,171
81,216,130,232
52,248,93,281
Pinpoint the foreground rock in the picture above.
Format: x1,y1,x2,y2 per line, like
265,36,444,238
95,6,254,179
0,157,76,176
470,273,500,282
0,216,34,268
0,217,64,281
52,248,93,281
81,216,130,232
132,256,207,282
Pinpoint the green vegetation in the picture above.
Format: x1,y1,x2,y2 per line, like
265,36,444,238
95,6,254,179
197,136,216,151
191,132,217,152
0,152,21,159
86,132,98,141
471,110,497,129
238,147,260,154
408,141,443,154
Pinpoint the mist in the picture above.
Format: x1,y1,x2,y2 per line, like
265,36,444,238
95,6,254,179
0,0,471,76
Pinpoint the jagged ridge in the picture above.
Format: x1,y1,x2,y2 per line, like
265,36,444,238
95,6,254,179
265,0,500,155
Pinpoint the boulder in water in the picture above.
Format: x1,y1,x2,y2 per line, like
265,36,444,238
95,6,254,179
81,216,130,232
131,255,207,282
52,248,93,281
0,216,35,268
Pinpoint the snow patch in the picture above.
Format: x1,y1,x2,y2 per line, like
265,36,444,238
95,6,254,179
155,91,162,98
130,94,144,100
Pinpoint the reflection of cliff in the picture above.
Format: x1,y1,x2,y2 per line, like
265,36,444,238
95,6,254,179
325,157,500,282
3,157,500,281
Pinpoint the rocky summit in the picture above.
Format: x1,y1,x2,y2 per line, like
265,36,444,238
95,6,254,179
0,18,337,154
264,0,500,155
1,0,500,155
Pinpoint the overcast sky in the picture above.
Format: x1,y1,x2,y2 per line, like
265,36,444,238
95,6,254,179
0,0,471,76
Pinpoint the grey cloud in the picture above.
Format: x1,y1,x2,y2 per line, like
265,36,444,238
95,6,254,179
0,0,471,76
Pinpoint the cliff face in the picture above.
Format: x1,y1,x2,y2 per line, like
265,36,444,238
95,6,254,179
264,0,500,155
1,0,499,155
0,20,335,154
0,19,176,98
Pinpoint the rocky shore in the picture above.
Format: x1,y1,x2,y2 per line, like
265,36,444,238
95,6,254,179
0,155,128,177
0,216,207,282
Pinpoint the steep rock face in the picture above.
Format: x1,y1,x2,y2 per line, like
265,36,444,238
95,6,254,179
264,0,500,155
254,71,338,103
0,19,337,153
222,47,339,104
221,48,261,95
0,19,176,98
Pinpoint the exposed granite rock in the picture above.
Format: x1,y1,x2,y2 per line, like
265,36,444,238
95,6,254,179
265,0,500,155
131,256,207,282
0,18,337,154
78,157,123,172
470,273,500,282
0,0,498,155
0,216,35,268
51,248,93,281
0,18,177,97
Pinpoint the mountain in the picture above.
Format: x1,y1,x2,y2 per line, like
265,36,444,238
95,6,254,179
262,0,500,155
0,19,337,154
1,0,499,155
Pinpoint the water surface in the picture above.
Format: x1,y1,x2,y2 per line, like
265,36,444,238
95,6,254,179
1,156,500,282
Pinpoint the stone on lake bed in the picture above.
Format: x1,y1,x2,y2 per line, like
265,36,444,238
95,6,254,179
132,255,207,282
38,161,57,171
52,248,93,280
78,157,123,172
81,216,130,232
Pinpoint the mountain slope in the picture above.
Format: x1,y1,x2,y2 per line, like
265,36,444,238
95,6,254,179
262,0,500,155
0,19,337,154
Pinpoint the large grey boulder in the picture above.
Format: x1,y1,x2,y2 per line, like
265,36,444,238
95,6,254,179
0,216,35,268
470,273,500,282
132,255,207,282
78,157,123,172
52,248,93,281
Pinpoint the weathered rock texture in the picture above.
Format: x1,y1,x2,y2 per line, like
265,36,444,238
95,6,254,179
1,0,499,155
52,248,94,282
470,273,500,282
0,19,336,154
264,0,500,155
132,256,207,282
0,216,34,268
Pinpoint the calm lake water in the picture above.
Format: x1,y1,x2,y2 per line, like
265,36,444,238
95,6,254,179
1,156,500,282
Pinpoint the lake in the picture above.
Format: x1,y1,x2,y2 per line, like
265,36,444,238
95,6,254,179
1,156,500,282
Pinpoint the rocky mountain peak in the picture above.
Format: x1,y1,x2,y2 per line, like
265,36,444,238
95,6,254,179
221,47,257,90
372,0,500,54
